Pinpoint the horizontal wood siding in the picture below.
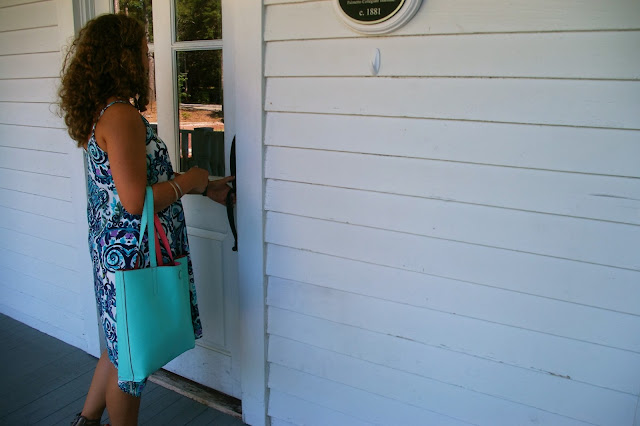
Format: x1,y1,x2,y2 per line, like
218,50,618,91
264,0,640,424
266,32,640,79
266,78,640,129
265,113,640,177
0,1,57,32
0,1,88,347
269,307,636,425
264,0,640,40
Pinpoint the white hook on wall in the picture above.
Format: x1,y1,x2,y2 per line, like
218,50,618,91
370,48,381,75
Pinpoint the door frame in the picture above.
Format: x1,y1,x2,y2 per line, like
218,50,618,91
227,2,267,424
73,1,267,424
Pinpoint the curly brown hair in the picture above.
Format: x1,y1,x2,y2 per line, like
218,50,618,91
58,13,149,146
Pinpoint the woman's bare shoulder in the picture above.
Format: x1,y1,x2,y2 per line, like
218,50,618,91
100,101,142,127
95,102,145,149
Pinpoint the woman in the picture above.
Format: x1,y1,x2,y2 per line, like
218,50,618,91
58,13,233,426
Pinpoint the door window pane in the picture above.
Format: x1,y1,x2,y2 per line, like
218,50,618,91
113,1,157,131
175,0,222,41
114,0,154,43
177,49,224,174
141,51,157,130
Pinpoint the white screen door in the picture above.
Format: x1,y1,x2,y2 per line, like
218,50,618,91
115,0,241,399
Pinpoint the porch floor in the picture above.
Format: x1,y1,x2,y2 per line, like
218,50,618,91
0,313,245,425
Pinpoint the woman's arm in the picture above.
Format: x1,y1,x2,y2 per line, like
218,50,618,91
96,102,208,214
161,167,209,211
175,173,235,206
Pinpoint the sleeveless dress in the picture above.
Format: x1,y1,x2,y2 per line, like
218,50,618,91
85,101,202,396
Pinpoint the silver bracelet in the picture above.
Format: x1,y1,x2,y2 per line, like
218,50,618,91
173,179,184,198
168,180,180,202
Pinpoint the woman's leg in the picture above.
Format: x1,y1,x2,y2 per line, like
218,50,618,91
80,350,141,425
104,358,141,426
79,350,110,420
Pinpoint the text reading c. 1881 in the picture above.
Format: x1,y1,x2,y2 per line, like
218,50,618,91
339,0,405,24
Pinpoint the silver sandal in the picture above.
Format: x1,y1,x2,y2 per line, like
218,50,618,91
70,413,103,426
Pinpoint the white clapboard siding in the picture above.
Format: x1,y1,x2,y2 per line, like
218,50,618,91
0,188,72,221
265,112,640,177
0,227,77,270
269,334,634,426
0,282,84,340
270,420,297,426
266,213,640,316
0,247,79,295
0,124,72,153
0,299,86,351
0,78,59,103
268,363,594,426
267,277,640,399
0,146,70,176
264,0,313,4
1,265,82,308
0,0,96,356
270,415,297,426
0,26,59,55
0,206,74,245
266,77,640,130
269,390,373,426
0,0,48,8
0,102,65,128
264,0,640,424
265,147,640,226
265,0,640,41
266,243,640,356
269,364,481,426
266,31,640,79
0,168,71,200
265,180,639,269
0,52,62,79
269,308,637,420
0,0,56,32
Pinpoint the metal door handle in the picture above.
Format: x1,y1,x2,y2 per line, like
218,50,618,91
226,136,237,251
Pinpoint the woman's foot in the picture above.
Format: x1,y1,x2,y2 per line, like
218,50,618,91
70,413,102,426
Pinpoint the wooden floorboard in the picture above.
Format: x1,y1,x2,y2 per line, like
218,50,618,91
1,352,97,418
0,313,245,425
145,396,210,425
187,409,224,426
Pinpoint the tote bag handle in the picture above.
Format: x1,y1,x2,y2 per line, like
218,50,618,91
139,186,176,268
138,187,158,268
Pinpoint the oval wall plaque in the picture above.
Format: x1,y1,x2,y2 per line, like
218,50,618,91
339,0,405,24
333,0,422,34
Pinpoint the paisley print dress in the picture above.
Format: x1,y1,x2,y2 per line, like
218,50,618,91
85,101,202,396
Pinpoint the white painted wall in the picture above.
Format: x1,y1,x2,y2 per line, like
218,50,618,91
0,0,99,355
264,0,640,425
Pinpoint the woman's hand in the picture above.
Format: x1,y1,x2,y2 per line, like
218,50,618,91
204,176,235,206
183,166,210,195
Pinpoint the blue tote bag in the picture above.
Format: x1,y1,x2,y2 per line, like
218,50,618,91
115,186,195,382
